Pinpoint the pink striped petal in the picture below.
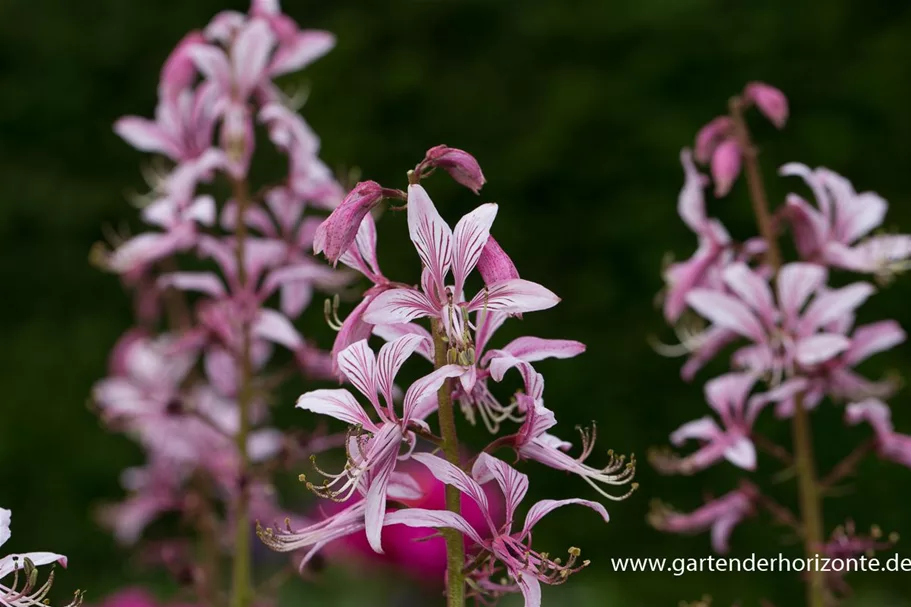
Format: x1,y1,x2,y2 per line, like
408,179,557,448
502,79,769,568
337,340,378,405
452,203,498,295
363,288,438,325
467,279,560,315
296,388,376,431
406,184,452,293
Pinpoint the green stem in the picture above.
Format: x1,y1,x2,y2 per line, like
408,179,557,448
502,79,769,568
432,320,466,607
729,97,825,607
230,177,254,607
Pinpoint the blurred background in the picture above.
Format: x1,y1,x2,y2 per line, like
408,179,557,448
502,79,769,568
3,0,911,605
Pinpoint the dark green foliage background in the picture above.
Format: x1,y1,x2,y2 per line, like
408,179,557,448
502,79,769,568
2,0,911,605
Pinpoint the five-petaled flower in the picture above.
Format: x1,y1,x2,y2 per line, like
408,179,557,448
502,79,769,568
294,334,463,552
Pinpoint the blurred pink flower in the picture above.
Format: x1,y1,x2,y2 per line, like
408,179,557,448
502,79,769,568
782,163,911,277
648,483,758,553
686,262,874,381
845,399,911,468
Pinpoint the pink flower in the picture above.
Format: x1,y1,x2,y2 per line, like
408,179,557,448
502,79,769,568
363,184,560,350
686,262,874,381
648,483,758,553
384,453,609,607
743,82,789,129
653,372,798,474
115,83,219,163
782,163,911,277
771,318,905,418
663,150,733,322
416,145,486,194
295,335,463,552
845,399,911,468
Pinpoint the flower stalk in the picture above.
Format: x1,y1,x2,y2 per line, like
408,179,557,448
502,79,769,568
230,176,254,607
432,318,466,607
729,96,825,607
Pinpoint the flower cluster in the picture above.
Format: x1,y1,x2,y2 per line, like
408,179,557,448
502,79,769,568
258,147,637,606
92,0,350,602
651,82,911,603
0,508,82,606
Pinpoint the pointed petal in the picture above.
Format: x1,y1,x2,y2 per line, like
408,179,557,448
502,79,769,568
364,429,400,553
451,203,498,294
253,309,303,350
114,117,179,158
296,389,377,431
0,552,67,578
411,453,489,513
522,498,609,538
407,184,452,294
382,508,484,546
844,320,906,365
467,279,560,315
363,288,438,325
336,340,378,404
269,30,335,76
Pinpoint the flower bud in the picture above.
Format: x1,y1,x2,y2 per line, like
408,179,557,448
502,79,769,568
313,181,385,265
711,139,742,197
420,145,486,194
743,81,788,129
694,116,732,164
477,236,519,285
